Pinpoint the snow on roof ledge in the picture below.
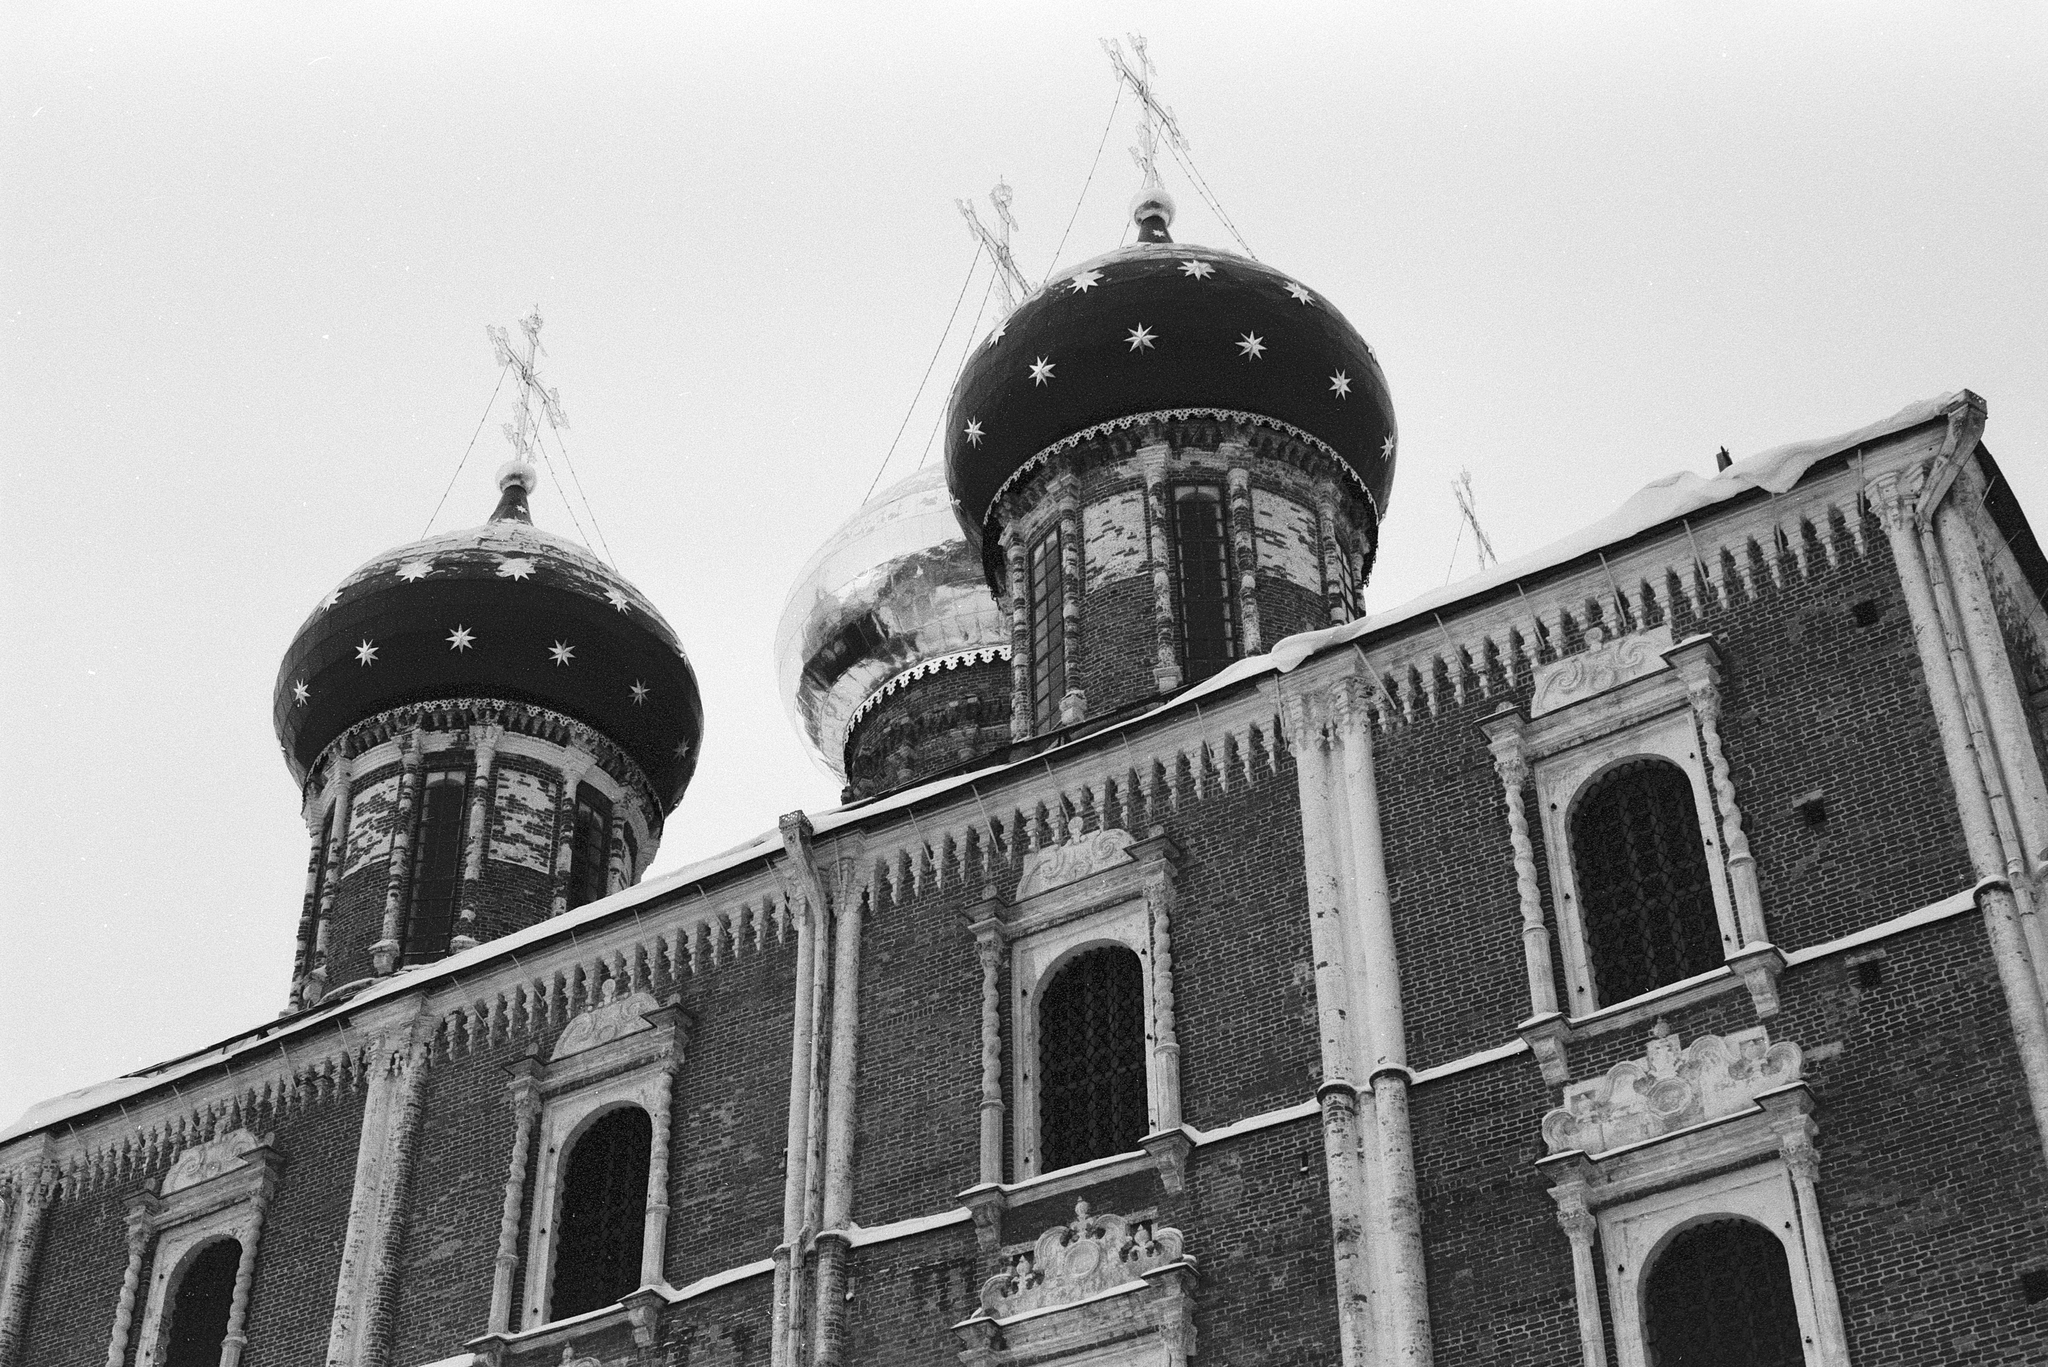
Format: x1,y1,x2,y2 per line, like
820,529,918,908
1,392,1963,1146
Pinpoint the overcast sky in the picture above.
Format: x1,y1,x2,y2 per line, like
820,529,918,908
3,3,2043,1124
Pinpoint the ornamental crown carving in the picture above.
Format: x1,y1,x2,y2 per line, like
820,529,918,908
978,1201,1188,1319
1530,623,1674,717
161,1128,265,1196
1015,828,1135,900
550,979,662,1060
1541,1023,1803,1155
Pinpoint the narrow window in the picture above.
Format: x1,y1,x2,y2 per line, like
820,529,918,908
568,784,614,911
163,1239,241,1367
1172,484,1237,683
403,767,470,964
1644,1218,1804,1366
551,1106,652,1320
1027,525,1067,728
1038,945,1147,1171
621,826,639,887
1570,757,1721,1006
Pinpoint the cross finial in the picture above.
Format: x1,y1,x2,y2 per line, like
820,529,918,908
957,178,1032,310
486,307,569,473
1102,34,1185,239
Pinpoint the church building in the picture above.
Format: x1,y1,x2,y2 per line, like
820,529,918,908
3,166,2047,1367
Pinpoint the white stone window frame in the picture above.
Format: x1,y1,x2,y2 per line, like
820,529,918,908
1530,696,1741,1021
517,996,684,1332
1000,833,1184,1185
1599,1161,1832,1367
130,1134,283,1367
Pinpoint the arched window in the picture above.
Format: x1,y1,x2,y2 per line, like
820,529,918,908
1171,483,1238,683
568,784,614,911
1038,945,1147,1172
551,1105,651,1320
404,765,470,963
163,1238,241,1367
1643,1218,1804,1366
1026,525,1067,729
1570,757,1721,1006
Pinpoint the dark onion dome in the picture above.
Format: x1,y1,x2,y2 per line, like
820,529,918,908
944,225,1395,586
274,461,704,808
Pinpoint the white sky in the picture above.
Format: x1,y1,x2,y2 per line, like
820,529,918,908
3,3,2044,1125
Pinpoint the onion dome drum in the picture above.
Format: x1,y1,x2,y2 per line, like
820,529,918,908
775,467,1010,782
274,464,704,808
944,238,1397,585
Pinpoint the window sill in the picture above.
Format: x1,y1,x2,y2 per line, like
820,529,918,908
1520,943,1786,1087
958,1130,1189,1252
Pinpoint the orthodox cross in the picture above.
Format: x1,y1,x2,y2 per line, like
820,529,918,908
957,178,1031,310
1452,468,1500,573
1102,34,1188,193
487,307,569,465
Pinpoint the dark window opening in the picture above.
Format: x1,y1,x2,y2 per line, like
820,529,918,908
1571,757,1721,1006
1027,526,1067,729
568,784,614,911
403,767,469,964
1038,945,1147,1172
552,1105,652,1320
1172,484,1238,683
1644,1218,1804,1366
1850,598,1881,628
163,1238,241,1367
621,826,640,887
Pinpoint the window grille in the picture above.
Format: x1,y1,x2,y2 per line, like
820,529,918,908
568,784,613,911
1172,484,1237,683
1570,757,1720,1006
1643,1218,1803,1366
1038,946,1147,1171
403,767,469,963
163,1239,241,1367
1027,526,1067,728
551,1106,651,1320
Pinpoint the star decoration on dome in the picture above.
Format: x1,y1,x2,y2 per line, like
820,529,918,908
1028,357,1055,386
630,680,649,705
1177,259,1214,280
985,320,1007,348
1125,324,1156,352
1285,281,1314,305
395,559,433,582
1236,332,1266,360
496,557,536,581
447,625,475,652
1067,269,1103,293
322,589,341,609
1329,370,1352,399
605,587,630,613
548,640,576,667
355,640,378,666
1383,436,1397,458
292,681,310,705
964,419,985,446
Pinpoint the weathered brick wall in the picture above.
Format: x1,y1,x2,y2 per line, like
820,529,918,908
1255,574,1330,647
843,659,1013,799
1075,575,1160,717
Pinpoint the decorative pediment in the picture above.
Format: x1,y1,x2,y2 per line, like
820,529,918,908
1530,623,1674,717
1542,1023,1803,1155
1016,828,1135,900
161,1128,263,1196
979,1200,1186,1318
551,981,661,1060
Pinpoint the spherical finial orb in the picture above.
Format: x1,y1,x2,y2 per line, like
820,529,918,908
497,457,538,493
1130,186,1176,240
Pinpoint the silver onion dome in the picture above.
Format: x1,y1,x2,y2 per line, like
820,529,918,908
775,467,1011,781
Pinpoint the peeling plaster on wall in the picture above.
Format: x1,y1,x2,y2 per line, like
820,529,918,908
1253,489,1321,594
1082,489,1148,592
491,767,559,874
342,773,399,877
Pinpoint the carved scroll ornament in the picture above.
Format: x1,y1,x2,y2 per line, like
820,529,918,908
1541,1024,1803,1155
1015,828,1136,900
1530,623,1674,717
160,1128,264,1197
978,1201,1188,1319
550,980,660,1061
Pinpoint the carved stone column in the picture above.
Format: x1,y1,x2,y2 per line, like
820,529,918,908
308,756,356,1005
1004,528,1033,740
293,801,331,1005
1141,442,1181,694
973,925,1005,1186
1056,477,1086,726
0,1164,55,1367
487,1057,544,1334
606,812,630,895
1553,1188,1609,1367
453,721,502,952
550,757,595,917
1314,483,1344,624
640,1007,687,1286
1225,460,1262,654
105,1196,158,1367
1138,879,1189,1191
372,732,425,975
1779,1130,1850,1367
1479,709,1563,1052
218,1154,280,1367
